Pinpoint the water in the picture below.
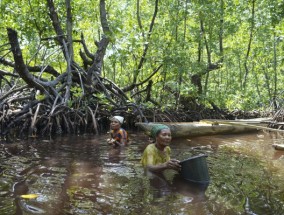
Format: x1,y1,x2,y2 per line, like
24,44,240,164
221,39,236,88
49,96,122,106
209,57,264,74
1,130,284,215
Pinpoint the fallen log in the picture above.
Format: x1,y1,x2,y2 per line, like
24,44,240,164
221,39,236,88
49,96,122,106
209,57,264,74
135,121,259,138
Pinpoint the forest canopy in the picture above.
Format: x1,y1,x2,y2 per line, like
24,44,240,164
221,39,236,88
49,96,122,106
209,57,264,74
0,0,284,137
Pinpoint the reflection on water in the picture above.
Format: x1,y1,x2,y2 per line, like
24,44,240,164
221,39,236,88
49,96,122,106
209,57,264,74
0,131,284,214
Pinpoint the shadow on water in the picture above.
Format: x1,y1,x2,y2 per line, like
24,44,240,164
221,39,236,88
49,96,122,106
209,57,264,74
1,131,284,214
146,170,208,203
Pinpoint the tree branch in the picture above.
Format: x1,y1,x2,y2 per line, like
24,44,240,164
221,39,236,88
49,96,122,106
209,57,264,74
65,0,74,60
81,33,94,60
0,57,60,77
100,0,111,35
0,69,18,78
47,0,66,47
0,85,28,103
243,0,255,89
134,0,159,84
136,0,145,38
123,64,163,92
86,0,110,83
7,28,47,92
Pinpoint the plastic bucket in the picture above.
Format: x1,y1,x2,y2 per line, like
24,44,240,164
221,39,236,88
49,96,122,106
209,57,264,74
179,154,210,184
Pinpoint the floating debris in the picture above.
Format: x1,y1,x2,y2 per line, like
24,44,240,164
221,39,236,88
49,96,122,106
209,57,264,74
20,194,39,199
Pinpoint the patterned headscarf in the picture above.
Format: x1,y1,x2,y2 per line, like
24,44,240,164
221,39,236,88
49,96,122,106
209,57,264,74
150,124,170,140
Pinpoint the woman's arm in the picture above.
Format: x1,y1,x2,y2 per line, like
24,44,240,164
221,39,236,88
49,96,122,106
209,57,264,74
146,158,181,173
120,138,128,146
107,129,127,146
107,138,123,146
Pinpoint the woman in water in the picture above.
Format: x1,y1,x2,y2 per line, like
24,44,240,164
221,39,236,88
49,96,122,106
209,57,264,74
141,124,181,172
107,116,128,146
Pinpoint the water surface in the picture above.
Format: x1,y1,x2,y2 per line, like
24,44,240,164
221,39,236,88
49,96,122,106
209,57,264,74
1,130,284,214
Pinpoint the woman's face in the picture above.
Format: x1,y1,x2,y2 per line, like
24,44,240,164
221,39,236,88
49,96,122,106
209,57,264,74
110,119,121,130
156,128,172,147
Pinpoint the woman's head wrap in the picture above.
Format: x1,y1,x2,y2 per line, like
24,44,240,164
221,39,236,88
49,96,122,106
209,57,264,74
111,116,124,124
150,124,170,139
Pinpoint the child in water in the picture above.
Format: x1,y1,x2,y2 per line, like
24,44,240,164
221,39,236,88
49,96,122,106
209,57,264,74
141,124,181,172
107,116,128,146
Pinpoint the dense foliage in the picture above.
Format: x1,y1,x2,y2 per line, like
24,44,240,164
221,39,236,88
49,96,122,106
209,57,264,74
0,0,283,137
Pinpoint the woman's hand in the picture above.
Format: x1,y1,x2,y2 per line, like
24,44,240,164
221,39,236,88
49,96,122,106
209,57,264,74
107,138,115,145
166,159,181,171
107,138,122,146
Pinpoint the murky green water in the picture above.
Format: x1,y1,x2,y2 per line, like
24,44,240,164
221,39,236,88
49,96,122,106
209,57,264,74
1,130,284,215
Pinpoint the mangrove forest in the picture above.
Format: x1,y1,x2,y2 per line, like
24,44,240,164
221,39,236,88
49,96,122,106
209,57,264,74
1,0,284,139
